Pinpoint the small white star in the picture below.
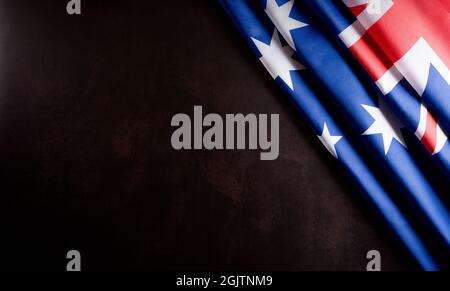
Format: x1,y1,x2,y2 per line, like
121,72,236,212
265,0,308,50
251,29,305,90
318,123,343,159
362,98,406,155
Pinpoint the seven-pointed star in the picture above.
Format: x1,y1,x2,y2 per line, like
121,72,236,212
265,0,308,50
317,123,343,159
362,98,407,155
251,29,305,90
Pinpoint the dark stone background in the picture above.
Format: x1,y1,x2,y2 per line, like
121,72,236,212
0,0,415,271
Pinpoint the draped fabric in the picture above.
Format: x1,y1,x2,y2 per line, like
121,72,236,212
219,0,450,270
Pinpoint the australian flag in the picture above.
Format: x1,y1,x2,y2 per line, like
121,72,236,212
219,0,450,270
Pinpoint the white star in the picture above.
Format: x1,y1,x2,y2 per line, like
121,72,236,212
362,98,406,155
317,123,343,159
265,0,308,50
251,29,305,90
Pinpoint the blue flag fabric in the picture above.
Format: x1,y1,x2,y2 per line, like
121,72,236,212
304,0,450,176
305,0,450,136
219,0,450,270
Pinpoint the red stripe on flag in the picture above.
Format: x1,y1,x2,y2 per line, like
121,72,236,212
438,0,450,11
363,0,450,67
349,4,369,16
421,112,438,153
349,34,393,80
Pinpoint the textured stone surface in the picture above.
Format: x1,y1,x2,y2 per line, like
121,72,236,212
0,0,414,270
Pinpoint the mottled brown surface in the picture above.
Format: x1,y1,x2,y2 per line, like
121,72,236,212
0,0,414,270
